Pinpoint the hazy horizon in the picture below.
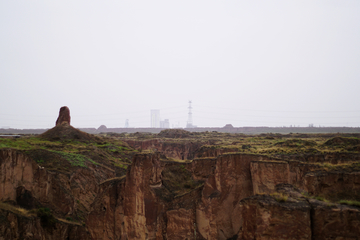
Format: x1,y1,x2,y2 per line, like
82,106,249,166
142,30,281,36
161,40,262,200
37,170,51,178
1,1,360,129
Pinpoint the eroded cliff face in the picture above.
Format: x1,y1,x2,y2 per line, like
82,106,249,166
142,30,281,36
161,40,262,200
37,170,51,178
0,210,90,240
194,146,239,158
277,152,360,164
239,184,360,240
2,146,360,239
0,149,114,239
310,199,360,239
86,153,276,240
304,171,360,201
0,150,73,215
123,139,204,160
86,153,166,240
239,194,312,240
92,152,360,240
0,150,114,215
196,154,267,240
250,159,324,195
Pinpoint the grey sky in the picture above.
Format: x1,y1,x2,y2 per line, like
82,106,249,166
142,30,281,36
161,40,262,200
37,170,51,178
1,1,360,129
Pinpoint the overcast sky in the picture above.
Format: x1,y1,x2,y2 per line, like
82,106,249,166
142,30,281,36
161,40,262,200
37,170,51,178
1,1,360,129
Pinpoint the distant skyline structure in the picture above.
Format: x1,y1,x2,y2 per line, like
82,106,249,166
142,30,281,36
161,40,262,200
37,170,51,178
160,119,170,128
186,101,193,128
151,109,160,128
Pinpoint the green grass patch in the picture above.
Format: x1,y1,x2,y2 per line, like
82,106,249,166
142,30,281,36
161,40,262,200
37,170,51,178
49,150,97,167
96,142,130,152
0,137,60,150
315,196,325,201
114,162,128,169
339,200,360,207
271,192,288,202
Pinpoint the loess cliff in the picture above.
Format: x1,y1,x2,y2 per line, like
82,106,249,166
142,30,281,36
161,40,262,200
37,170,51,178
1,128,360,239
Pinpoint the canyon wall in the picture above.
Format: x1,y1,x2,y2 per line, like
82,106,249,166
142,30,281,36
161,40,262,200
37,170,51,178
1,149,360,239
0,210,90,240
124,139,204,160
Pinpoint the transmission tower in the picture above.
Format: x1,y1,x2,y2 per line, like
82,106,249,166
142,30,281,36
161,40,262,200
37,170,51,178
186,101,193,128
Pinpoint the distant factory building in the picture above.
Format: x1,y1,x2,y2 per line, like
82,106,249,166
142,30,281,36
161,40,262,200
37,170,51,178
160,119,170,128
151,109,160,128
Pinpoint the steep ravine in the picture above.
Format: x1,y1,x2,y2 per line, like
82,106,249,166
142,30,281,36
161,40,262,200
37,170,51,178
1,148,360,239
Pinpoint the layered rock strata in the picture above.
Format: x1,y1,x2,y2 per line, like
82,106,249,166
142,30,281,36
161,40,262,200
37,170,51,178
239,184,360,240
2,148,360,239
0,210,90,240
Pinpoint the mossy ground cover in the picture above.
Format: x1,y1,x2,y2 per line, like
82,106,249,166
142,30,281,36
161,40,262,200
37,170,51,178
301,192,360,208
0,137,62,150
2,131,360,181
193,133,360,157
156,164,203,201
316,161,360,172
339,200,360,207
2,132,352,171
117,131,360,163
0,135,135,173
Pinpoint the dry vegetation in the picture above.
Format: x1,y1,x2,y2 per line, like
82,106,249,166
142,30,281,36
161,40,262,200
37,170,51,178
0,132,136,174
1,129,360,215
2,130,360,172
0,202,35,218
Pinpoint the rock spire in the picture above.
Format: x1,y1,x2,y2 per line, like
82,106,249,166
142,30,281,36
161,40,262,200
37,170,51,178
55,106,71,126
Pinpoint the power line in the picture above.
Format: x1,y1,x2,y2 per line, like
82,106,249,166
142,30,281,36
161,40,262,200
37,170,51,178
194,105,360,113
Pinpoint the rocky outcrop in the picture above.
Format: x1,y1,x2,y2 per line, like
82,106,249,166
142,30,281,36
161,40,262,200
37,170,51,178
121,153,164,239
124,139,203,160
191,158,217,181
85,179,122,240
0,149,114,216
0,209,90,240
276,152,360,164
251,160,290,194
0,150,73,215
124,139,241,160
196,154,264,240
86,153,267,239
72,152,360,239
250,159,324,195
310,199,360,239
56,106,71,126
304,171,360,201
195,146,239,158
166,208,194,240
2,145,360,239
239,184,360,240
86,153,166,239
239,194,311,239
39,123,96,142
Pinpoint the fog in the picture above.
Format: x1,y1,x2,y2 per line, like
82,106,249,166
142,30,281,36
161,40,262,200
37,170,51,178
1,1,360,129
